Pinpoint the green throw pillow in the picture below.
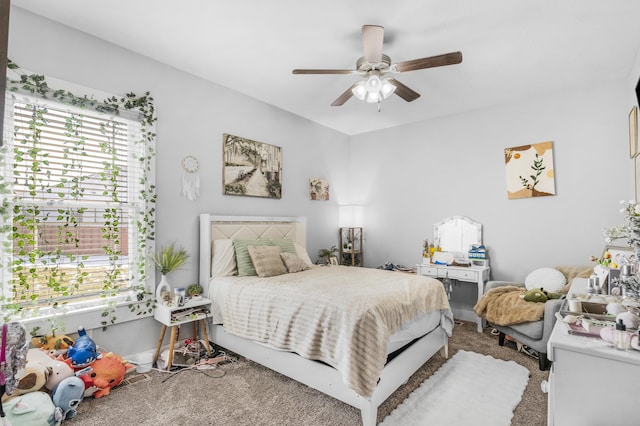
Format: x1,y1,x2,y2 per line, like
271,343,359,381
269,238,296,255
234,239,272,276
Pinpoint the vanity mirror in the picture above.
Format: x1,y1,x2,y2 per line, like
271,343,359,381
434,216,482,258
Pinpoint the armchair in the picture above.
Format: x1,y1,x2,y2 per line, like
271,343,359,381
483,280,563,370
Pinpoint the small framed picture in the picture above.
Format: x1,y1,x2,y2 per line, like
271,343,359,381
603,245,636,266
329,256,339,266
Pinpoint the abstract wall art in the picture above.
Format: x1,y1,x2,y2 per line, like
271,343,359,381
504,141,556,199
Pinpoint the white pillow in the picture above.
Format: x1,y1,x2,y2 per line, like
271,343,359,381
294,243,314,267
211,239,237,277
524,267,566,293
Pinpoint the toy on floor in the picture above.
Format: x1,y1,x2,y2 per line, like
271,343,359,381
77,352,134,398
30,334,75,356
1,364,50,403
1,391,63,426
27,348,74,391
51,376,84,420
65,327,101,368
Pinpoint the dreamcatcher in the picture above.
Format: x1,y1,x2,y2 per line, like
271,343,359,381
180,155,200,201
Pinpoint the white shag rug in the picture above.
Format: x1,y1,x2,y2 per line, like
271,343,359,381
381,350,530,426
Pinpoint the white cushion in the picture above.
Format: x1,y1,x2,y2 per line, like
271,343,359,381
294,243,314,267
524,267,566,292
211,239,237,277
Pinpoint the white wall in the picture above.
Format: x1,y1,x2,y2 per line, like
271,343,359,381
350,79,633,281
9,7,639,354
8,8,349,354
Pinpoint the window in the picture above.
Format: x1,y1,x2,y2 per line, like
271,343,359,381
0,70,156,324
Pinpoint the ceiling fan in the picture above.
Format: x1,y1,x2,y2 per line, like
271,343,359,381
292,25,462,109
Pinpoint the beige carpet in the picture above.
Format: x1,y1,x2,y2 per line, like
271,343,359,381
67,321,548,426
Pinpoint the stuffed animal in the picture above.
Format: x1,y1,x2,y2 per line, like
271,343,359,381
541,287,561,300
51,376,84,420
523,288,548,303
31,334,75,356
65,327,101,369
1,391,63,426
78,352,134,398
27,348,74,391
1,364,50,403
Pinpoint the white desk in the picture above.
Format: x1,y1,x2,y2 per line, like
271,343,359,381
416,263,490,332
547,278,640,425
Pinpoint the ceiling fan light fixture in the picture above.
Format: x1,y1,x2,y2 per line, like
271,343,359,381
365,91,381,103
352,81,367,100
294,25,463,108
365,73,382,94
380,79,396,99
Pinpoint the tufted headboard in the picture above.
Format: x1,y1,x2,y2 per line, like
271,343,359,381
198,214,307,291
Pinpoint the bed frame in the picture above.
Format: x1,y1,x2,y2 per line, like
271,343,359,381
199,214,448,425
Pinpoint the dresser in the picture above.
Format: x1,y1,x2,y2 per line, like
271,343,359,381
546,278,640,425
416,263,490,332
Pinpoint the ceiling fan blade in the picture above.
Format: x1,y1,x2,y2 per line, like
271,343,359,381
394,51,462,73
362,25,384,63
331,84,356,106
292,69,355,75
388,79,420,102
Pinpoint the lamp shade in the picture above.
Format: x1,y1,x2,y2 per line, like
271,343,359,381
339,205,363,228
365,74,382,94
352,81,367,100
380,79,396,99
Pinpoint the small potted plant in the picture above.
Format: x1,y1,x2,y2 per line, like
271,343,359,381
151,243,189,302
187,283,203,300
318,245,338,265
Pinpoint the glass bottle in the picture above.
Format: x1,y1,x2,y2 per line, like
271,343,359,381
614,319,630,351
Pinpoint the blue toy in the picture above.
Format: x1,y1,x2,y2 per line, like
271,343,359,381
65,327,101,368
2,391,63,426
52,376,84,420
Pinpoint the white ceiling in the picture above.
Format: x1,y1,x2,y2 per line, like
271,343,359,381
11,0,640,135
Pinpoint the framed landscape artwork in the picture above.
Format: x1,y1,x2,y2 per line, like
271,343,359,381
504,141,556,200
222,133,282,199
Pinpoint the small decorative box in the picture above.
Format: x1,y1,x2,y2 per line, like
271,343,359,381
468,245,487,259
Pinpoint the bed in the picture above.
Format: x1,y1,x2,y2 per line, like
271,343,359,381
199,214,453,425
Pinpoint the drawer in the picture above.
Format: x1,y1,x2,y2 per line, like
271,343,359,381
418,266,438,277
438,269,456,278
457,270,477,281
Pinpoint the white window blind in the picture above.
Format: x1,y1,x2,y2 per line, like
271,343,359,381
5,97,146,305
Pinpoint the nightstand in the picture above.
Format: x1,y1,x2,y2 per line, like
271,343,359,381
153,297,212,369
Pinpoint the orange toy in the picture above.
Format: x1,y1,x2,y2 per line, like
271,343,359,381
31,334,75,355
78,352,134,399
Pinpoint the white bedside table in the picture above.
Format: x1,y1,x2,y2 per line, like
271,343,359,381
153,297,212,369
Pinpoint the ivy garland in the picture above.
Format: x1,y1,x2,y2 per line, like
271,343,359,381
1,60,157,330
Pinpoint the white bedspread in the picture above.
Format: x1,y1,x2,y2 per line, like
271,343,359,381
209,266,453,397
